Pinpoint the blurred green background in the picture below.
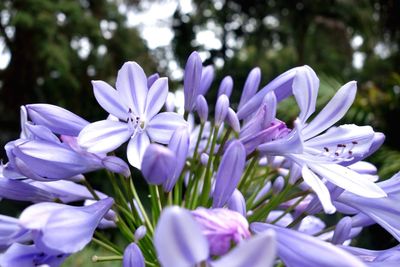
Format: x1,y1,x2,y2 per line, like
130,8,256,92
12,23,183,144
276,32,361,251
0,0,399,265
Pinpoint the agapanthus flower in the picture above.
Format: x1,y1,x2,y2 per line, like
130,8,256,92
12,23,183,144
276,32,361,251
78,61,187,168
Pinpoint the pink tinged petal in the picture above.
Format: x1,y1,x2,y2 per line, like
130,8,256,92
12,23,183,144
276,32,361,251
307,162,386,198
251,223,367,267
92,80,128,120
141,144,175,185
78,120,132,153
147,112,188,144
26,104,89,136
144,77,168,119
184,51,203,111
199,65,215,96
123,243,145,267
116,62,148,116
213,140,246,208
292,65,319,123
302,165,336,214
218,76,233,98
39,198,113,254
154,206,209,267
238,67,261,111
127,133,150,169
302,81,357,140
210,230,276,267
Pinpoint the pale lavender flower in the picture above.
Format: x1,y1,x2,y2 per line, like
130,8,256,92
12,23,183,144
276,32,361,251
123,243,145,267
212,140,246,208
78,61,186,168
251,223,366,267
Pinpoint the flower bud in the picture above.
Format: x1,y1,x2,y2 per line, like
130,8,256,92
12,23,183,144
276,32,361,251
214,94,229,127
225,108,240,133
184,51,202,112
199,65,214,95
123,243,145,267
217,76,233,98
141,144,175,185
196,95,208,123
134,226,147,242
238,67,261,111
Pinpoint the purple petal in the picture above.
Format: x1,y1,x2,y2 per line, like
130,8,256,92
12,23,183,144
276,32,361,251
196,95,209,123
0,178,56,202
227,189,246,217
127,133,150,169
26,104,89,136
218,76,233,98
147,73,160,88
213,140,246,207
123,243,145,267
141,144,175,185
92,80,128,120
226,108,240,133
78,120,132,153
332,217,352,245
199,65,214,95
116,62,148,116
211,230,276,267
24,123,60,143
184,51,202,111
144,77,168,119
251,223,366,267
147,112,187,144
238,67,261,112
154,206,209,267
292,65,319,123
302,81,357,140
214,94,230,127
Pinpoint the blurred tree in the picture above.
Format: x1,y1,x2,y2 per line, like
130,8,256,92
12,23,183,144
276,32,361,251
0,0,156,154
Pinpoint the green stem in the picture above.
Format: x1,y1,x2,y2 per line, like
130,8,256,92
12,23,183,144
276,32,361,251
92,255,123,262
82,179,100,200
92,238,122,256
130,179,154,235
271,193,308,225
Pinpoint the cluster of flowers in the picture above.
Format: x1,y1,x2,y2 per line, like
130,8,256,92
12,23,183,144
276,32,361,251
0,51,399,267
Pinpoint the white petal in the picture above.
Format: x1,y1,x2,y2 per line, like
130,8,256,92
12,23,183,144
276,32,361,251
144,77,168,119
78,120,132,153
92,80,128,120
292,66,319,123
302,165,336,214
127,133,150,169
302,81,357,140
147,112,188,144
211,230,276,267
116,62,148,116
308,162,386,198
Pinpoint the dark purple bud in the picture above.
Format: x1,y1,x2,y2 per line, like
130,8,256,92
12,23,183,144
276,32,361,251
225,108,240,133
227,189,246,217
199,65,214,95
123,243,145,267
147,73,160,88
217,76,233,98
141,144,175,185
195,95,208,123
26,104,89,136
238,67,261,111
192,208,250,256
332,217,352,245
184,51,203,112
164,127,190,192
213,140,246,207
214,94,230,127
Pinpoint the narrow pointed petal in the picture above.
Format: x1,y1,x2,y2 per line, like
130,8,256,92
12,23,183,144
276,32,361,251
263,91,277,127
302,165,336,214
147,112,187,144
238,67,261,111
211,230,276,267
24,123,60,143
307,162,386,198
142,144,175,185
78,120,132,153
92,80,128,120
147,73,160,88
26,104,89,136
218,76,233,98
127,133,150,169
251,223,367,267
213,140,246,208
116,62,148,116
184,51,203,111
123,243,145,267
0,178,56,202
154,206,209,267
199,65,214,95
292,66,319,123
332,217,352,245
144,77,168,119
302,81,357,140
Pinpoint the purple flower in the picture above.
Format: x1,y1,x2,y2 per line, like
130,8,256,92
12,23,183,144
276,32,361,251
78,61,187,168
184,51,203,112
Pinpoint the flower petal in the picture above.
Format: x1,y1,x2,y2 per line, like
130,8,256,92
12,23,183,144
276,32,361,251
78,120,132,153
92,80,128,120
116,62,148,116
144,77,168,119
302,81,357,140
127,133,150,169
147,112,187,144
